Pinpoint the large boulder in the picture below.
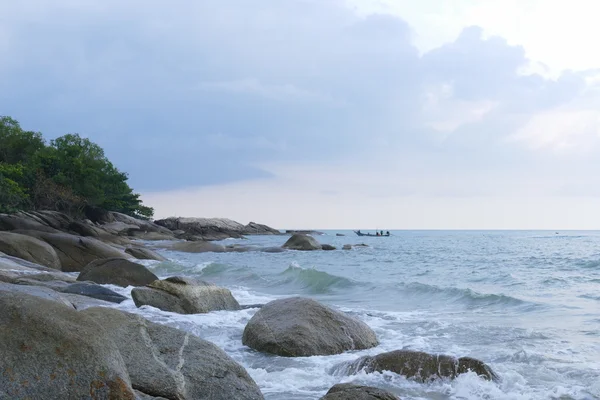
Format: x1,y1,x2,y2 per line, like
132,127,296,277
82,307,264,400
0,251,56,282
282,234,322,251
125,246,167,261
0,231,61,269
0,211,60,233
131,276,240,314
341,350,497,382
0,292,135,399
320,383,399,400
62,282,128,303
77,257,158,287
242,297,378,357
97,211,174,237
15,230,127,272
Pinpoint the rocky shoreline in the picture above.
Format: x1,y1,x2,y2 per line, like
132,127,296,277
0,210,496,399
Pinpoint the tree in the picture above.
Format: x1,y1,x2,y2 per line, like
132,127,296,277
0,163,29,212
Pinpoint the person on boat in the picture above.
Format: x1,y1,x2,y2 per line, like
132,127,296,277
357,230,361,234
376,231,380,236
380,230,384,236
386,231,390,236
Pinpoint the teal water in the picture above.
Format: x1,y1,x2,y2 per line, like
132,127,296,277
113,231,600,399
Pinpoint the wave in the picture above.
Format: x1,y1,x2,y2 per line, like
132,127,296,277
574,260,600,269
270,264,357,294
396,282,538,310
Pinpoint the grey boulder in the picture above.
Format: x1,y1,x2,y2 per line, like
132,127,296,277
77,257,158,287
82,307,264,400
242,297,378,357
340,349,497,382
15,230,127,272
0,231,61,269
0,292,135,399
282,234,322,251
131,276,240,314
320,383,399,400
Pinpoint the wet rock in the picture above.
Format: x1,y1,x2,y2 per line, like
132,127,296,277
62,282,128,303
131,276,240,314
282,234,322,251
341,349,497,382
321,244,336,251
0,291,135,399
320,383,399,400
77,257,158,287
82,307,264,400
125,246,167,261
154,217,246,240
0,231,61,269
13,277,71,291
242,297,378,357
336,233,346,236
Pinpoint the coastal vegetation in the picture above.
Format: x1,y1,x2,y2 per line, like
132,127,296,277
0,116,153,218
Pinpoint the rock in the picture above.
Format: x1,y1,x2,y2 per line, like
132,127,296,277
0,291,135,399
341,350,497,382
82,307,265,400
320,383,399,400
260,246,286,253
13,277,71,291
134,390,170,400
0,282,74,307
131,276,240,314
61,293,115,310
22,271,77,282
62,282,128,303
155,217,247,240
336,233,345,236
77,257,158,287
243,221,281,235
0,211,60,233
286,230,325,235
125,246,167,261
15,230,128,272
169,241,226,253
321,244,336,251
242,297,378,357
68,220,132,245
129,231,176,241
282,234,323,251
343,244,369,250
0,231,61,269
0,252,56,282
97,211,174,237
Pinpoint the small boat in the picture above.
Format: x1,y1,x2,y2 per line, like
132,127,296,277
354,230,390,237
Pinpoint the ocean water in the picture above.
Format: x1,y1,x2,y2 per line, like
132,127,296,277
110,231,599,399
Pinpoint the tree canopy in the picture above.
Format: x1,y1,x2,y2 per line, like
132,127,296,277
0,116,153,218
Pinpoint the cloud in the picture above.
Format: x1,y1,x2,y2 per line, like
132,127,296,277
1,0,599,226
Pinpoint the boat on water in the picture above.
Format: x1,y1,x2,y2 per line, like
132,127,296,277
354,230,390,237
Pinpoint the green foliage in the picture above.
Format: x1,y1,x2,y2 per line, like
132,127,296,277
0,116,153,218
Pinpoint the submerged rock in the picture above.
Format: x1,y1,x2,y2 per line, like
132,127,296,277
77,257,158,287
320,383,399,400
282,234,322,251
0,292,135,399
131,276,240,314
242,297,378,357
82,307,264,400
340,349,497,382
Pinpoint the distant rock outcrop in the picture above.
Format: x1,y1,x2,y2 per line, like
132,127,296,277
154,217,280,241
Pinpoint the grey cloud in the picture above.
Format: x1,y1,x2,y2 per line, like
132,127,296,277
0,0,595,193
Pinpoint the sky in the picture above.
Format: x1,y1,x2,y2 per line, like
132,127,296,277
1,0,600,229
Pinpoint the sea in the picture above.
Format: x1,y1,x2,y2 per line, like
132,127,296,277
107,230,599,399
